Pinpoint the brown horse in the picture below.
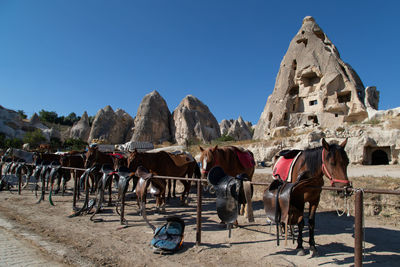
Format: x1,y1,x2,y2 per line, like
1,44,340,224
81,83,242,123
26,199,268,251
199,145,255,220
84,145,114,196
127,150,198,205
199,145,255,180
266,138,351,257
135,166,166,214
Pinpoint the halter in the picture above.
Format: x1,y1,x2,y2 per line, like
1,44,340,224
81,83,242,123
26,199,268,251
201,154,219,175
321,148,350,186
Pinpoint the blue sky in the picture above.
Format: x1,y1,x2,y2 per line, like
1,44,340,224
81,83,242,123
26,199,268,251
1,0,399,124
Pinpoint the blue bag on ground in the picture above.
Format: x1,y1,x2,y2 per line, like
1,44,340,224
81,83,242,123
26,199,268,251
150,216,185,253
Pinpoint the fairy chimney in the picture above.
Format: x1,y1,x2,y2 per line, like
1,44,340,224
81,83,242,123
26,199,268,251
171,95,220,145
131,90,171,144
70,111,91,142
254,16,372,140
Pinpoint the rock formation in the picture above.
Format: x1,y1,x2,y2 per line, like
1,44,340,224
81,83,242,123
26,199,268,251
0,105,29,139
88,106,134,144
70,111,91,141
219,117,253,141
172,95,220,145
131,90,171,143
254,16,376,140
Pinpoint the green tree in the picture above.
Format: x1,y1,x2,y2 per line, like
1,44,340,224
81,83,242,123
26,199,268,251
23,129,46,148
17,110,27,119
38,109,58,124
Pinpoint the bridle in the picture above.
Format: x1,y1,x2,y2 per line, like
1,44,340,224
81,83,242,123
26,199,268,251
321,148,350,186
201,152,218,175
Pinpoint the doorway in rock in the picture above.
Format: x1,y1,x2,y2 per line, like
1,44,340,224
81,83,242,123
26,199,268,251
371,149,389,165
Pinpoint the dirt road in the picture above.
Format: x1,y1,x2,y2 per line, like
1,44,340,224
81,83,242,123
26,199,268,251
0,171,399,266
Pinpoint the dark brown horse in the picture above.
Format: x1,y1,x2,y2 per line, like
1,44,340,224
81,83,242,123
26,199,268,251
199,145,255,220
127,150,198,205
135,166,166,214
266,138,351,257
84,145,114,197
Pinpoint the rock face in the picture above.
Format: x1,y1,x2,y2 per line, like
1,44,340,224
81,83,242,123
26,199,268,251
172,95,220,145
220,117,253,141
0,105,30,139
254,16,375,140
131,91,171,143
70,111,91,141
89,106,134,144
364,86,380,119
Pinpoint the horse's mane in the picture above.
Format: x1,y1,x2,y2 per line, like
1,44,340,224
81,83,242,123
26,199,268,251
303,146,323,176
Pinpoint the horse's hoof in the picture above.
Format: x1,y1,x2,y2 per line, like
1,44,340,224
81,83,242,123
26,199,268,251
310,248,319,257
296,249,306,256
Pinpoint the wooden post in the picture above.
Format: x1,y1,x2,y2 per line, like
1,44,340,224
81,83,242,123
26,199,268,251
196,179,202,246
354,189,364,267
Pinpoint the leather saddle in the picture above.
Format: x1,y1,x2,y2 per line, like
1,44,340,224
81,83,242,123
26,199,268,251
208,166,248,225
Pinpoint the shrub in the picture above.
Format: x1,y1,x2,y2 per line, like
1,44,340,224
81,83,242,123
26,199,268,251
63,138,87,151
23,129,46,148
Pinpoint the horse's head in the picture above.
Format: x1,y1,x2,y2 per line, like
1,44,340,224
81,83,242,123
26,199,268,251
111,153,127,170
321,138,352,192
85,146,98,168
127,149,142,171
199,145,218,179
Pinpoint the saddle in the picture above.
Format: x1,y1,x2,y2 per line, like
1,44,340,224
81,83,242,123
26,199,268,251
208,166,249,237
263,173,312,246
168,153,193,167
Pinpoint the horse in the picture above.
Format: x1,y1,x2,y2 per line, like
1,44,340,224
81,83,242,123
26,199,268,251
127,150,198,205
199,145,255,220
59,151,85,196
84,145,115,206
166,152,200,201
135,166,166,214
265,138,352,257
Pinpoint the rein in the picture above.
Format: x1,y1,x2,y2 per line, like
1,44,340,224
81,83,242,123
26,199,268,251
321,148,350,186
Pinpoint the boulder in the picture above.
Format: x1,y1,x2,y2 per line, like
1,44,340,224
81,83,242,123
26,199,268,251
172,95,220,145
254,16,370,140
131,90,171,143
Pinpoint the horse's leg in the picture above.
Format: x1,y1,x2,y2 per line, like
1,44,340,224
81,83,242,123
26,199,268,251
172,179,176,198
180,181,190,206
167,179,171,202
108,177,112,206
296,218,306,256
309,203,319,257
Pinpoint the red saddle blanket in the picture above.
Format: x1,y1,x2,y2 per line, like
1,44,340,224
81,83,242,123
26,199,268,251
272,153,301,182
235,150,255,169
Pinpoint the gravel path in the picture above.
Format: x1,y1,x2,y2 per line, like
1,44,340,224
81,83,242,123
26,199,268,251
0,217,64,266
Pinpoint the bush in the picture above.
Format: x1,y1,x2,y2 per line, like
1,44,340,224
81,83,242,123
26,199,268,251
23,129,46,148
215,134,235,142
63,138,87,151
0,132,23,149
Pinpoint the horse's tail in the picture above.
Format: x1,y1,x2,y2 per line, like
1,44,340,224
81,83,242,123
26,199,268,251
194,161,201,179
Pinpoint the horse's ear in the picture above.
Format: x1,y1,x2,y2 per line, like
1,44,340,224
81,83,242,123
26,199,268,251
321,138,330,151
212,145,218,151
199,146,204,152
340,138,348,148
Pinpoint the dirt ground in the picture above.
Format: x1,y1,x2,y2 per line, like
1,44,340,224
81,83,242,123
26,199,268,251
0,166,400,266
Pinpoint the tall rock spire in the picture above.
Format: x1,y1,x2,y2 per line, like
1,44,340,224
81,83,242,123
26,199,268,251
254,16,370,140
